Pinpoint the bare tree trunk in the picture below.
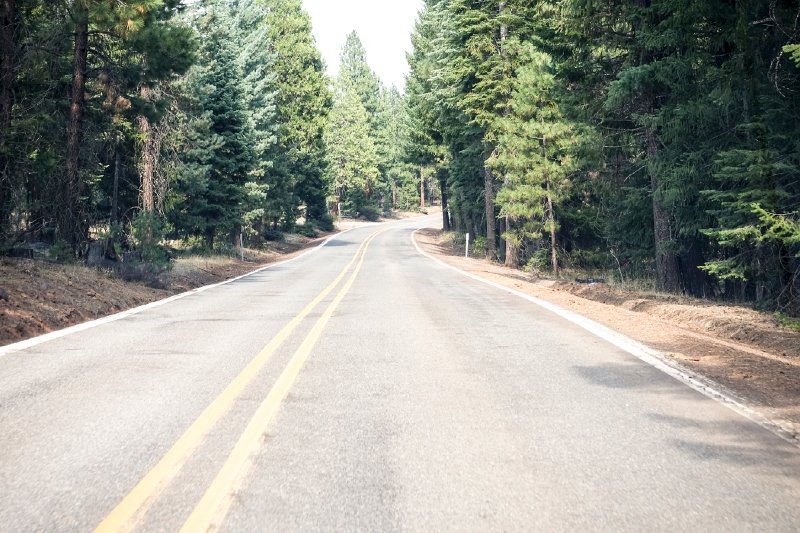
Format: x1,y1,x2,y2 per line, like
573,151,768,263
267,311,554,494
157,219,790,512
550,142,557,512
0,0,16,239
111,149,120,225
504,219,518,268
419,167,425,209
204,226,214,249
138,86,156,214
63,6,88,248
483,166,496,259
438,168,450,231
546,178,558,277
647,128,680,292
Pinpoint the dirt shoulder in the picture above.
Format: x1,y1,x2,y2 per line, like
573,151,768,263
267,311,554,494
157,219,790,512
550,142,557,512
415,228,800,439
0,210,431,348
0,231,333,348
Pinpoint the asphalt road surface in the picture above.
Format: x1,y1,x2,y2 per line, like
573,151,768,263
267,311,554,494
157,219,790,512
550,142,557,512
1,215,799,532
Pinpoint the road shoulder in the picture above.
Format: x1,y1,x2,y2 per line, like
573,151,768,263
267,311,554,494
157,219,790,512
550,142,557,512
413,227,800,443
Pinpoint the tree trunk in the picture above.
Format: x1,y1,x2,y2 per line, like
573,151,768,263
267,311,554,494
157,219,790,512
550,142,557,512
647,128,680,292
546,178,558,276
499,1,510,263
0,0,15,239
419,167,425,209
504,219,518,268
63,6,88,248
138,87,156,214
499,1,507,38
111,149,121,225
483,166,496,259
497,215,506,263
438,168,450,231
204,226,214,249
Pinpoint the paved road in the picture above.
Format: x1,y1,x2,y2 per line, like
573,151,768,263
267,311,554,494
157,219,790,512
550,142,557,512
1,216,798,532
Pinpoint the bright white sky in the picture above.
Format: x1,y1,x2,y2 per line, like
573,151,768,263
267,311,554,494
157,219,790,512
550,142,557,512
301,0,424,91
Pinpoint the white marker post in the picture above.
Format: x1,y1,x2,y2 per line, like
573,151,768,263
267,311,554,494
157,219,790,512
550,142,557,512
465,233,470,258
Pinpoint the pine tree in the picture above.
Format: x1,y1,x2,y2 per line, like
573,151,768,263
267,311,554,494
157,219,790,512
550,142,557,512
444,0,538,260
130,1,196,226
0,0,14,242
263,0,331,229
338,31,395,211
222,0,278,241
378,87,414,211
62,0,170,250
406,0,485,237
491,47,577,273
405,1,462,229
325,77,380,218
171,9,254,248
339,32,382,125
701,1,800,312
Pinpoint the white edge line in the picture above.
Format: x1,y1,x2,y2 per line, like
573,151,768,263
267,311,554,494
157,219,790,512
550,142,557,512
0,229,355,357
410,227,800,448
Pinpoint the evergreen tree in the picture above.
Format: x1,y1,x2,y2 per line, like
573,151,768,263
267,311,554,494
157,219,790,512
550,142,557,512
339,31,382,126
700,1,800,313
263,0,331,229
444,0,538,259
491,47,578,272
0,1,195,253
171,10,254,248
62,0,174,249
325,77,380,219
405,1,455,228
338,31,395,211
223,0,279,241
379,87,415,211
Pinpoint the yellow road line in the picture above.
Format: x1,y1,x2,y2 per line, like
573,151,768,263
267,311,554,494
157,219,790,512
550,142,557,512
93,233,375,533
179,231,382,533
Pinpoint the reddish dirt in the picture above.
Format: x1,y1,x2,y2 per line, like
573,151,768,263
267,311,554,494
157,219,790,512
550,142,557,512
0,233,330,347
0,211,430,346
415,228,800,438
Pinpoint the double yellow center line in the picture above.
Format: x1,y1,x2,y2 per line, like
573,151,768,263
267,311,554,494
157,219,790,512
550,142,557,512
94,230,384,533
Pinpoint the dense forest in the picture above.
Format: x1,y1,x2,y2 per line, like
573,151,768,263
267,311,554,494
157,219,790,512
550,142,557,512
406,0,800,314
0,0,798,315
0,0,418,259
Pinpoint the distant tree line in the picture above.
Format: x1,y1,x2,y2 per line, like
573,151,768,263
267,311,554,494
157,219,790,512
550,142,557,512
404,0,800,315
0,0,420,264
325,32,424,221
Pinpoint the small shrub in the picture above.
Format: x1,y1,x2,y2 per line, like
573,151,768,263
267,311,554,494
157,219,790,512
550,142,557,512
48,239,75,263
470,236,488,257
295,224,318,238
262,228,285,242
130,212,169,268
523,248,549,274
776,312,800,332
357,204,381,222
449,232,466,252
315,213,335,232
